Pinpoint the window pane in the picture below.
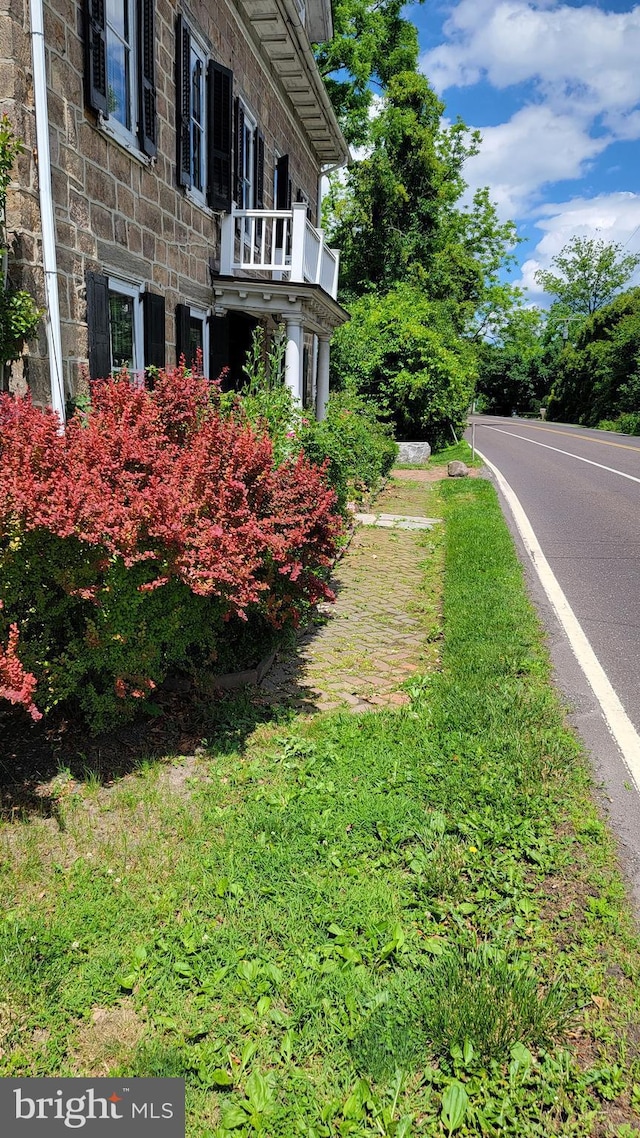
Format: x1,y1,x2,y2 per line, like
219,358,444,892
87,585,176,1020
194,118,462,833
109,291,135,370
107,0,126,38
189,317,204,368
106,0,131,130
107,38,130,128
191,54,203,191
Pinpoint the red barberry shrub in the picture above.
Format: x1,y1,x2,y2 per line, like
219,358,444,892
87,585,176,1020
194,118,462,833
0,368,342,730
0,621,41,720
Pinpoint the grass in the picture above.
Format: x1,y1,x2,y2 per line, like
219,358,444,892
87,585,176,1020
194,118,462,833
1,473,640,1136
428,441,483,468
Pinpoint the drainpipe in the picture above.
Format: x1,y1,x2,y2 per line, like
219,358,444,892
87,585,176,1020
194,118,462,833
29,0,66,424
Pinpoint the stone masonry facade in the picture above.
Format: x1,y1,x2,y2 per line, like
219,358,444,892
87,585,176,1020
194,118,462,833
0,0,325,403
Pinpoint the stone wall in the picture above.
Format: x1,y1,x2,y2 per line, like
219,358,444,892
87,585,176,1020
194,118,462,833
1,0,323,400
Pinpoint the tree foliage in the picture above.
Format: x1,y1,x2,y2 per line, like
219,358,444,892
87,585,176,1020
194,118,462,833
325,72,495,302
546,287,640,427
322,65,518,444
535,236,640,317
330,283,478,446
476,307,549,416
314,0,421,145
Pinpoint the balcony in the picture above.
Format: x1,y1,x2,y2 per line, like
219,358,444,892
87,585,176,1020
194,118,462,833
219,202,340,300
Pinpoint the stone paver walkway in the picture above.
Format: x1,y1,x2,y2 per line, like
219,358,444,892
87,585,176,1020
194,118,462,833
259,475,443,714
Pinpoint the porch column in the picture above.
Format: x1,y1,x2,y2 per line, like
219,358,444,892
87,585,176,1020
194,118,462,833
315,335,330,420
285,318,304,403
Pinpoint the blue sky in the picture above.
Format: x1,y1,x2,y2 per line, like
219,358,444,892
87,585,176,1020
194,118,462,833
414,0,640,301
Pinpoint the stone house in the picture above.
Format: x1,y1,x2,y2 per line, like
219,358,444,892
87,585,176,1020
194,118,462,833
0,0,349,421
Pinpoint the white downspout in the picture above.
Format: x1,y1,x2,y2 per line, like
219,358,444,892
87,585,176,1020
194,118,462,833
29,0,66,424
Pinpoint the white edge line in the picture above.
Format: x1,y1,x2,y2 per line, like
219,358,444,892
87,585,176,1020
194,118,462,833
475,446,640,793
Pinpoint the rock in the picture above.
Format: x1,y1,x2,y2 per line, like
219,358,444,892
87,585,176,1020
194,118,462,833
447,460,469,478
397,441,431,464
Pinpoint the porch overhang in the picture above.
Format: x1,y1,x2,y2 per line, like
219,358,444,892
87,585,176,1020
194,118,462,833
236,0,349,168
210,275,349,337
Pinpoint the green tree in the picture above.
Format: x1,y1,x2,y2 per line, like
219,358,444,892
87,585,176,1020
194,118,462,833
314,0,421,145
325,73,518,319
476,307,547,415
325,72,480,297
547,287,640,427
535,236,640,317
330,282,478,446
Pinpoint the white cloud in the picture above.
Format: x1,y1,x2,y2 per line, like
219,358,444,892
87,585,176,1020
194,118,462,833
516,191,640,300
422,2,640,220
461,103,609,217
423,1,640,123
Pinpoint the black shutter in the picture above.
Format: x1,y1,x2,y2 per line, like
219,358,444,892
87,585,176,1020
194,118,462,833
207,61,233,212
209,314,230,385
234,98,245,205
84,0,108,115
86,271,111,380
143,291,165,370
138,0,157,157
175,303,191,366
254,131,265,209
176,16,192,187
276,154,289,210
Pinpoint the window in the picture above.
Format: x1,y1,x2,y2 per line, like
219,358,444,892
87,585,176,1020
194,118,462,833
176,304,210,375
86,273,165,381
240,108,256,212
190,41,206,197
176,16,233,212
108,278,144,375
234,102,265,213
85,0,157,157
105,0,134,134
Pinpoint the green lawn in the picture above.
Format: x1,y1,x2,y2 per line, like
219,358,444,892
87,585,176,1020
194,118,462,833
1,476,639,1136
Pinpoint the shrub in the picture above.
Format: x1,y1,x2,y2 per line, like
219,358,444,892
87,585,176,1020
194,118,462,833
0,368,342,730
298,391,398,512
231,328,398,513
597,412,640,436
330,283,477,448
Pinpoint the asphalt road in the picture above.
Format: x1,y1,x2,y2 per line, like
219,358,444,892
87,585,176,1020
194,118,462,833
467,415,640,905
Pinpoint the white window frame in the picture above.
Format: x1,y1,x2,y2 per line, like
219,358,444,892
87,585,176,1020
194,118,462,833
105,0,138,151
238,104,258,255
187,305,210,377
108,277,144,380
241,106,256,212
189,35,208,205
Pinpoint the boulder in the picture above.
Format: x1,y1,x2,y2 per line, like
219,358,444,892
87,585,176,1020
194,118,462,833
397,441,431,464
447,460,469,478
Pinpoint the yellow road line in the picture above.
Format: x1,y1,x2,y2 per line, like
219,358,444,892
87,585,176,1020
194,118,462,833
506,422,640,453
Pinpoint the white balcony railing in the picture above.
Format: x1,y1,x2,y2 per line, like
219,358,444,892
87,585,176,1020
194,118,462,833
220,201,340,300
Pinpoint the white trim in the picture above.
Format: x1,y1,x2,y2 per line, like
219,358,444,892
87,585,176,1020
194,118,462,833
477,445,640,795
188,305,210,376
107,276,144,379
98,113,152,166
189,35,208,206
104,0,138,146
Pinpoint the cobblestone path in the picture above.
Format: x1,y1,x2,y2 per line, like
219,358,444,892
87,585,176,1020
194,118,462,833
259,474,443,714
